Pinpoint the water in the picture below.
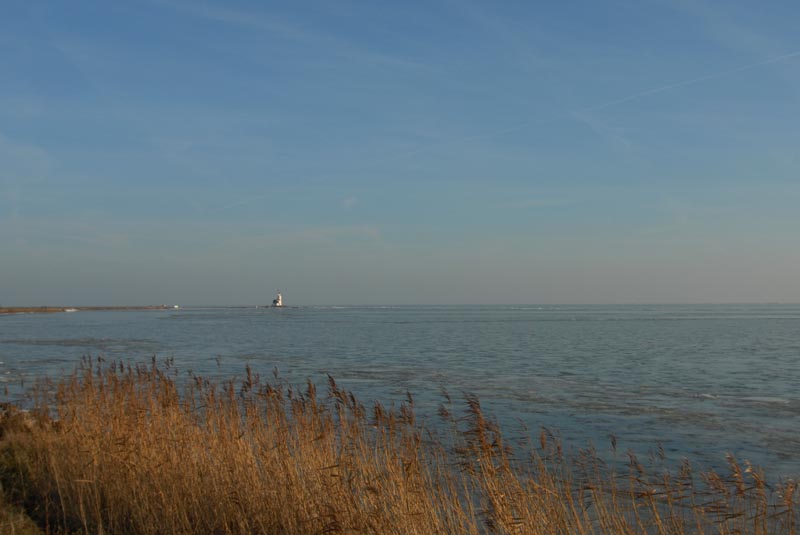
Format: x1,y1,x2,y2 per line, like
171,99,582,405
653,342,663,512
2,304,799,478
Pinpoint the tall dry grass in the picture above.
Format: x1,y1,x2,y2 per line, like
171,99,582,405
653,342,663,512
0,357,796,534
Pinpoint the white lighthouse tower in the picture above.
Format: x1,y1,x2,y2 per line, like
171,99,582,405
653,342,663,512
272,290,283,307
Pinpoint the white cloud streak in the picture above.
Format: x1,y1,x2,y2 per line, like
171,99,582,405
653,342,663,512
386,49,800,160
149,0,430,71
583,50,800,113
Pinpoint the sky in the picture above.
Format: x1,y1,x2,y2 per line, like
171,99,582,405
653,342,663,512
1,0,799,305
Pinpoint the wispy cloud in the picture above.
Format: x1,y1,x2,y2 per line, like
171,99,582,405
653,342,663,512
0,133,52,221
208,195,272,214
0,218,130,250
0,133,51,180
150,0,430,71
208,192,361,215
570,110,634,152
444,0,547,71
151,0,313,42
666,0,783,58
581,50,800,113
509,198,577,209
216,224,382,251
0,96,45,118
383,48,800,161
295,225,379,242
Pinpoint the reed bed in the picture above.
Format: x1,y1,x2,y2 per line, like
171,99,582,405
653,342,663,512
0,357,796,534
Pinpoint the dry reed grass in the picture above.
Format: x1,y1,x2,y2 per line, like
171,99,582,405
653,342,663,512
0,490,44,535
0,357,796,534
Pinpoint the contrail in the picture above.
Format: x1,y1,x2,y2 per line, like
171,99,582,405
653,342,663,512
209,194,273,213
583,49,800,113
391,49,800,158
211,50,800,210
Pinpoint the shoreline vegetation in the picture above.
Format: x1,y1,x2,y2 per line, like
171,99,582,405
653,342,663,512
0,359,797,534
0,306,175,315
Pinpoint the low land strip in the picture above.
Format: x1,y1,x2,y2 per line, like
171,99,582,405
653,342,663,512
0,305,172,315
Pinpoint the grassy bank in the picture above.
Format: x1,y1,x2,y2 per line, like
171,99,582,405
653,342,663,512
0,358,796,534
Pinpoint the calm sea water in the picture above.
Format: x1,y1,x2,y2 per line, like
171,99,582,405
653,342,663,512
2,304,798,478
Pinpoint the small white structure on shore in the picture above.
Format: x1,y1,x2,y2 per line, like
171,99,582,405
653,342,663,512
272,290,283,307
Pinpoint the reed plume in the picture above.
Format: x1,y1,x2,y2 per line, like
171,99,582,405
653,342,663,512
0,357,796,534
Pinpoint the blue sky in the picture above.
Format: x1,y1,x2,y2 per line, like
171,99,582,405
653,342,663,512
2,0,799,305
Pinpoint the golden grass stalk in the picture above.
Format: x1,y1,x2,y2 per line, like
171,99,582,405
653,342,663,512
0,357,796,534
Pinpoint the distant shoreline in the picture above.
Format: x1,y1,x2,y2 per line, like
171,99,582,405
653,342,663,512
0,305,173,315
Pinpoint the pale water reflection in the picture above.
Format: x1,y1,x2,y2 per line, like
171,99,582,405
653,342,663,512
2,304,799,478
